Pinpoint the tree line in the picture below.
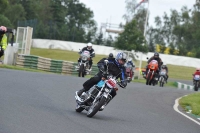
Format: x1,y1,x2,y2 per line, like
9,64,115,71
0,0,105,44
146,0,200,57
0,0,200,57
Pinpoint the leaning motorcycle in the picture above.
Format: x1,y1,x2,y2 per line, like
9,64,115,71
193,74,200,91
146,60,159,86
75,60,125,118
76,50,94,77
159,68,167,87
75,75,120,117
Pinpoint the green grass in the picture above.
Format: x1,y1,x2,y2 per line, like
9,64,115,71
31,47,195,80
179,93,200,116
30,47,107,64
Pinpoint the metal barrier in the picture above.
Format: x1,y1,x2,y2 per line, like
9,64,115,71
15,54,143,79
15,54,99,76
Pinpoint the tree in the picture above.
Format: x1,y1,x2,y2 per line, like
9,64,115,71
123,0,137,22
4,4,26,27
115,19,148,52
0,15,12,27
104,35,114,47
0,0,9,13
146,27,155,52
95,32,104,45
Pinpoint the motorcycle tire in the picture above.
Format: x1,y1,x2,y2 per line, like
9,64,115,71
87,97,106,118
194,81,199,91
146,73,151,85
160,76,164,87
78,64,85,77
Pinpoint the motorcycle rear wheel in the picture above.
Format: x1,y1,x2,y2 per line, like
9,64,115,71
194,81,199,91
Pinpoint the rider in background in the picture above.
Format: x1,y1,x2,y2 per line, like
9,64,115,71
78,42,95,71
146,52,163,76
161,63,169,83
126,58,135,67
108,53,114,61
0,26,8,61
193,68,200,77
148,52,163,68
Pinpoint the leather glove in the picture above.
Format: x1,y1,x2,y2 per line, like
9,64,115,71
102,71,108,78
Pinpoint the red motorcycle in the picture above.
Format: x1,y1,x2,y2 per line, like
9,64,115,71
125,64,134,83
145,60,159,86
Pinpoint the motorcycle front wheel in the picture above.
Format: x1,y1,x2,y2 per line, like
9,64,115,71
194,81,199,91
146,73,152,85
159,76,164,87
78,64,85,77
87,97,106,118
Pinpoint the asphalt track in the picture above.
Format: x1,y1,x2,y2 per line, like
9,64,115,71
0,68,199,133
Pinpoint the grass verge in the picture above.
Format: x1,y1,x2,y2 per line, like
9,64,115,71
179,93,200,116
30,47,106,64
30,47,196,80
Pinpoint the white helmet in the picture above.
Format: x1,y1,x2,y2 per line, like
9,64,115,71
87,43,92,50
87,43,92,47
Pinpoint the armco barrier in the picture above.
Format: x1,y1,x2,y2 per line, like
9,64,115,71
15,54,141,78
15,54,99,75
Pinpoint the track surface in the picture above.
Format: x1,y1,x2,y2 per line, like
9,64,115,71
0,69,199,133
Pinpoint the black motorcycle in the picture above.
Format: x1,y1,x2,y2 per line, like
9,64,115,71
159,68,167,87
76,50,94,77
75,60,125,117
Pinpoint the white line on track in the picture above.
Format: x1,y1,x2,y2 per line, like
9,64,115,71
173,96,200,126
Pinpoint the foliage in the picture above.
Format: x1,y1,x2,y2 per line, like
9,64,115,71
0,15,12,27
146,1,200,57
115,19,148,52
1,0,97,43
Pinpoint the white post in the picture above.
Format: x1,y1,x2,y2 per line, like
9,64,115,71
143,0,150,37
138,52,143,79
138,0,149,79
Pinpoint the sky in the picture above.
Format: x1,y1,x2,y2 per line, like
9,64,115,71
79,0,196,28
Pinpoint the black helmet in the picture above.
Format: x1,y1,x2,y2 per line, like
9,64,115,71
154,52,159,59
109,53,113,58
